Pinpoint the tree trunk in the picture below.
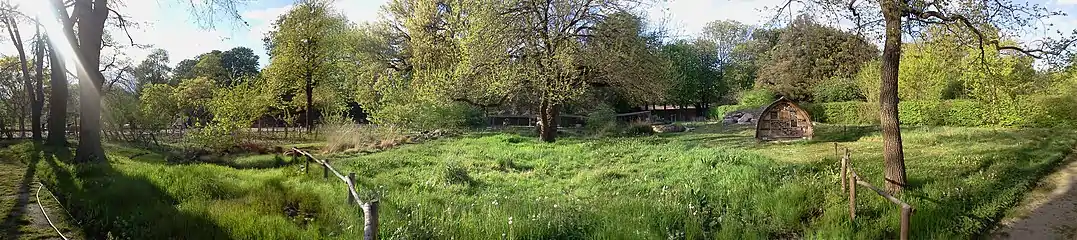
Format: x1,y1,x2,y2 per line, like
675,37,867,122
47,39,68,146
305,83,314,133
5,15,37,141
879,0,907,193
539,99,559,143
31,24,45,142
71,0,111,163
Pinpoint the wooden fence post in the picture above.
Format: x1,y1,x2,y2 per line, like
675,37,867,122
347,172,356,205
323,159,329,180
900,206,912,240
303,154,309,174
840,155,847,192
848,172,856,221
363,201,379,240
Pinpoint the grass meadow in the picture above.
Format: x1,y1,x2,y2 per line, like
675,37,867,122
1,123,1074,239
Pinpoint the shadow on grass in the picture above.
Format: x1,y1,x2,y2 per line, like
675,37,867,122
0,142,39,239
31,145,232,239
890,128,1077,238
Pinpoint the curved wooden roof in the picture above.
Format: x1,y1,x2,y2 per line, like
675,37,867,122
754,97,814,141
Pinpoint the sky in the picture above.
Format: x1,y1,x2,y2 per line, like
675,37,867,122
2,0,1076,68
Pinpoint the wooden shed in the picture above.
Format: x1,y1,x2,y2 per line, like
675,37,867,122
755,97,814,141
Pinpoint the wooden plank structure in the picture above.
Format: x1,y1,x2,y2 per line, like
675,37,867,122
755,97,814,141
837,144,915,240
290,148,379,240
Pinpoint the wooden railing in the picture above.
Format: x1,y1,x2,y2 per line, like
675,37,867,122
290,148,379,240
837,144,915,240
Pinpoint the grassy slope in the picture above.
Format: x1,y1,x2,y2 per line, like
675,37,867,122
1,124,1073,239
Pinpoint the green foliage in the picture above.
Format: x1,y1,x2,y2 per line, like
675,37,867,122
737,88,776,108
662,41,720,107
133,49,173,88
854,61,881,102
942,100,984,126
586,104,618,136
263,0,352,120
187,79,271,149
897,101,944,126
813,98,1077,128
810,101,878,125
811,77,863,102
756,16,878,101
193,51,229,84
369,94,480,131
138,84,179,129
709,104,754,119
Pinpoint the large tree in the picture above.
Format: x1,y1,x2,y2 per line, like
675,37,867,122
756,16,878,101
220,46,260,82
263,0,350,132
2,12,44,142
47,0,243,162
779,0,1076,192
463,0,663,142
133,48,173,88
694,20,752,109
47,36,68,146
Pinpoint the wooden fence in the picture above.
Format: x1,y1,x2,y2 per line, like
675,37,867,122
837,144,914,240
289,148,379,240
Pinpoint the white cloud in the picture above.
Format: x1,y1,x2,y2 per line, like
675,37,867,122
241,4,293,52
647,0,791,39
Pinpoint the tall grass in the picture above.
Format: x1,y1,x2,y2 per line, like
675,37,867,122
323,124,406,153
2,124,1074,239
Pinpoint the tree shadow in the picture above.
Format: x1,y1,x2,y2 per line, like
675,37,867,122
0,143,41,239
887,128,1077,238
35,145,233,239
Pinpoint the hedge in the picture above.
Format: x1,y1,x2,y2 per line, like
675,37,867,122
809,98,1076,128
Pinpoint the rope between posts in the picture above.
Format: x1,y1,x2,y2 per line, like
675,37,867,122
36,183,69,240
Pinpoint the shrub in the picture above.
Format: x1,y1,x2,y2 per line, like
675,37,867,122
586,105,618,136
738,89,776,108
815,101,877,125
938,100,982,126
371,100,481,131
709,105,754,119
811,77,863,102
898,101,944,126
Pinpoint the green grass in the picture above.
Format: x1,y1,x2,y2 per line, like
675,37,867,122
1,124,1074,239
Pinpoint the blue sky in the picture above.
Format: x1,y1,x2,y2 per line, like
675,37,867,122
3,0,1076,68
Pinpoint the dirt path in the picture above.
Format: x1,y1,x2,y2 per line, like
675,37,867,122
991,154,1077,239
2,152,82,240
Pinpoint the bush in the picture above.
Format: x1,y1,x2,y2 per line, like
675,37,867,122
898,101,944,126
709,105,754,119
943,100,985,127
587,105,618,136
811,77,863,102
738,89,776,108
815,101,877,125
372,100,480,131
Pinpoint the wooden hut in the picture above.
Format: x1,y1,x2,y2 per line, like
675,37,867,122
755,97,814,141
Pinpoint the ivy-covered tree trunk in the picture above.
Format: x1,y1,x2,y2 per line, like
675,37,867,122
539,99,559,143
47,40,69,146
879,0,907,193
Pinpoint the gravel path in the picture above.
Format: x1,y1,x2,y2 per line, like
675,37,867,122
991,155,1077,239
